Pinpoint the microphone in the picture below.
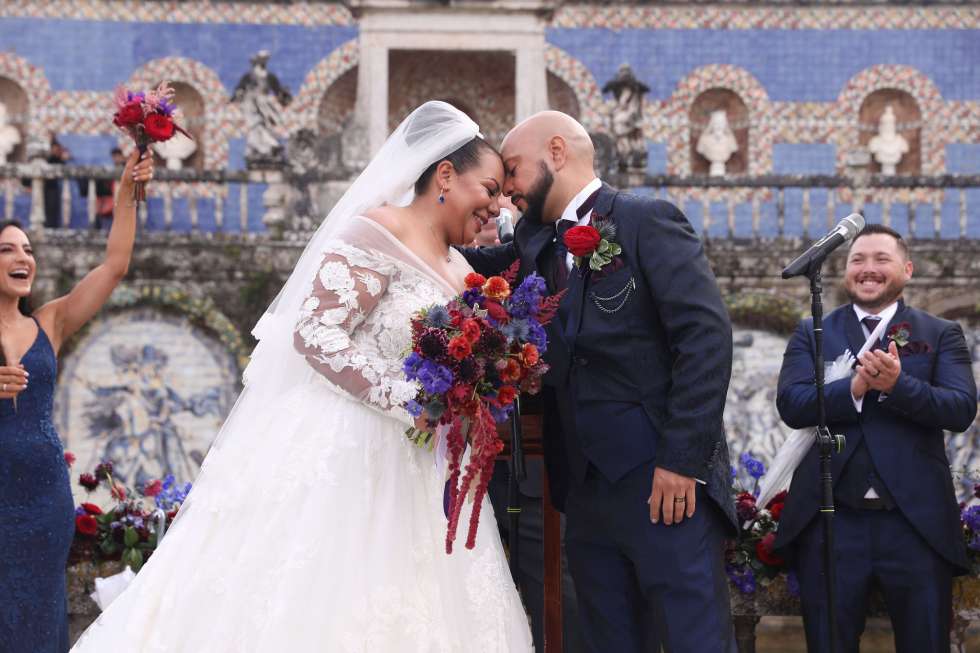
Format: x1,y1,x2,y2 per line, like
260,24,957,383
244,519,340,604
781,213,865,279
496,209,515,244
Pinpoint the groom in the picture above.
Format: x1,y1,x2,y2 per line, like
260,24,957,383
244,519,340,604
468,111,737,652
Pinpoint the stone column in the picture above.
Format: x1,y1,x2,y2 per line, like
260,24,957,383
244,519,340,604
515,44,548,123
355,34,389,158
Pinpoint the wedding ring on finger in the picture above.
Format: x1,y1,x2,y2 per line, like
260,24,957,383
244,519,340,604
673,497,686,503
872,370,881,377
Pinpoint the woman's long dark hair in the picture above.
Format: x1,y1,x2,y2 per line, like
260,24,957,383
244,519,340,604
414,137,499,197
0,219,35,367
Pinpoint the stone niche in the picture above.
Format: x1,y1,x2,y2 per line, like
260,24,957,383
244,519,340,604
689,88,749,176
168,82,205,170
858,88,921,176
387,50,516,146
0,76,28,164
318,67,358,135
547,71,580,120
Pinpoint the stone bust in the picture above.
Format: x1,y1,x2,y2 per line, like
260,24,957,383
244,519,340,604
696,109,738,177
868,105,909,176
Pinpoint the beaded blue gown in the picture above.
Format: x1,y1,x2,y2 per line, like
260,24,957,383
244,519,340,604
0,322,75,652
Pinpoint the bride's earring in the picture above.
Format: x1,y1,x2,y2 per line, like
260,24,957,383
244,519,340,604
438,188,446,204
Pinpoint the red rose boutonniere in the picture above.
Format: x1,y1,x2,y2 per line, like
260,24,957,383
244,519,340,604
564,216,622,272
886,322,932,356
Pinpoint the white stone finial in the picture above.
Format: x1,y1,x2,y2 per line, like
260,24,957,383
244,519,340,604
696,109,738,177
0,101,22,165
868,104,909,176
151,131,197,170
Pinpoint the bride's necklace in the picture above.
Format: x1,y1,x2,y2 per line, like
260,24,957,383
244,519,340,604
426,221,453,263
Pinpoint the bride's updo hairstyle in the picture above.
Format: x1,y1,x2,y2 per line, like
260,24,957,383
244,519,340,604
413,136,499,197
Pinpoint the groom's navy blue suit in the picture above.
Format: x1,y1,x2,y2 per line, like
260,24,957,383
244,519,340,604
775,300,977,652
466,183,737,652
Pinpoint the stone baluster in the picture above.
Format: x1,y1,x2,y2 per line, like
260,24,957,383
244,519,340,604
86,179,97,228
239,183,249,232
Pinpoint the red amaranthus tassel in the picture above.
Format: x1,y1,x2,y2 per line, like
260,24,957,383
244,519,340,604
444,405,503,553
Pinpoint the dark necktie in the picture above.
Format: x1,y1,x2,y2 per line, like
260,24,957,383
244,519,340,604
861,316,882,334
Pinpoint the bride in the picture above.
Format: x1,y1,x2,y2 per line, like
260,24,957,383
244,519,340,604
72,102,533,652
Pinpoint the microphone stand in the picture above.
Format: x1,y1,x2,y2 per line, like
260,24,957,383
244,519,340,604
507,396,526,590
805,263,845,653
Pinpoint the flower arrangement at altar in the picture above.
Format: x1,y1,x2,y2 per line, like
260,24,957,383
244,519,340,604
402,266,562,553
67,455,191,572
726,452,794,596
112,81,189,201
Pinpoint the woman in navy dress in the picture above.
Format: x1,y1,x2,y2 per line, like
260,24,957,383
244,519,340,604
0,149,153,652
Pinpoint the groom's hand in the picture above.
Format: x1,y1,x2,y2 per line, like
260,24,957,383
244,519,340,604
649,467,696,526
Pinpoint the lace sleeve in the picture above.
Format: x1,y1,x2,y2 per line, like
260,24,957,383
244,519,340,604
292,244,418,425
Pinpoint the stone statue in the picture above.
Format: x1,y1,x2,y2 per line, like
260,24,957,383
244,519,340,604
602,64,649,173
868,105,909,176
231,50,293,168
151,131,197,170
696,109,739,177
0,101,21,165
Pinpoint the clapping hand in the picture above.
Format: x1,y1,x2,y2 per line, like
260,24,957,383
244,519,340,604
855,340,901,393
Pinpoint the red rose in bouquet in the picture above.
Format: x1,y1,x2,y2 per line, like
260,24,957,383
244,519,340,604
80,502,103,515
113,101,144,128
496,385,517,406
755,532,784,567
447,336,472,361
461,318,481,344
564,225,601,257
63,452,76,467
75,514,99,537
144,113,175,142
521,343,539,366
464,272,486,289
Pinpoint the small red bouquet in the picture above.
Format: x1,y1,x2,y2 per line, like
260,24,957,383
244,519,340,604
403,265,563,553
112,81,189,201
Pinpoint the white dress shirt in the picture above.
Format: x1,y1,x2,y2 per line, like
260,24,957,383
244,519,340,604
851,300,898,500
555,177,603,271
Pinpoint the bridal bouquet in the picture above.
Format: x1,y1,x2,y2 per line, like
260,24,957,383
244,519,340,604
68,457,191,572
112,81,189,202
402,265,562,553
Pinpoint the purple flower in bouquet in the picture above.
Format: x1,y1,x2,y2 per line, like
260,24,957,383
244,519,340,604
974,483,980,500
417,361,454,395
787,571,801,597
461,288,485,307
525,320,547,351
154,474,192,511
740,452,766,481
963,505,980,532
403,352,424,381
726,564,756,595
405,400,424,418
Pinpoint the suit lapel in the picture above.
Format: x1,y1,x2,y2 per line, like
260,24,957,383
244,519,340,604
523,224,556,286
842,305,868,359
883,299,909,346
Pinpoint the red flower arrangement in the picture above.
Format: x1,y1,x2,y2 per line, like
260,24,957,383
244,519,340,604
112,81,190,202
403,264,564,553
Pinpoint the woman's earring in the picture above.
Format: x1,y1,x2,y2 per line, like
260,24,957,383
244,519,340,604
438,188,446,204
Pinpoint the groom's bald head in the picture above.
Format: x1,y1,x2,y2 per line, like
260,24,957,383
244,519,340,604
500,111,597,224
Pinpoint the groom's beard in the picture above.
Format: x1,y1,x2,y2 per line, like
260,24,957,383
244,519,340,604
519,162,554,226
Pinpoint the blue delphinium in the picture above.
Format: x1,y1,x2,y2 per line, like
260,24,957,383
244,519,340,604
417,361,454,395
726,564,756,595
405,400,424,418
740,452,766,480
155,474,192,511
525,320,547,351
963,505,980,534
402,352,424,381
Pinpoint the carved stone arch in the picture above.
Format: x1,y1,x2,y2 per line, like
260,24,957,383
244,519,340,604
0,52,53,154
544,44,606,133
127,58,230,169
292,39,360,135
667,65,772,176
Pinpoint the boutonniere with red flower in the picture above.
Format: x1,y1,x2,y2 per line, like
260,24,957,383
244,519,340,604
112,81,191,202
564,216,622,272
886,321,932,356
